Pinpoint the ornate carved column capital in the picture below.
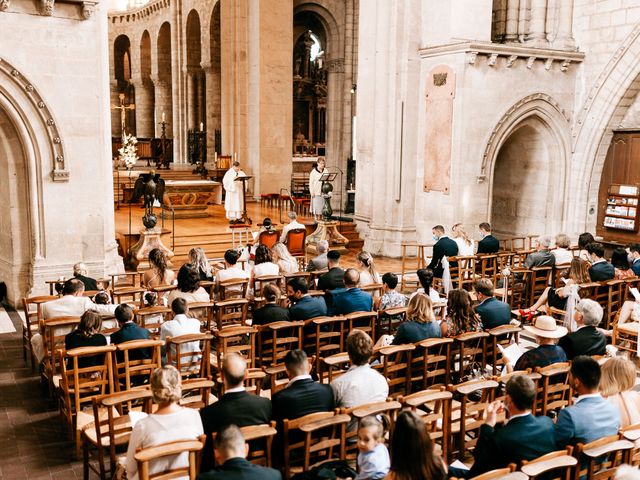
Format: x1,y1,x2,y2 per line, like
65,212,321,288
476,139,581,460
325,58,345,73
39,0,55,16
81,1,97,20
0,0,10,12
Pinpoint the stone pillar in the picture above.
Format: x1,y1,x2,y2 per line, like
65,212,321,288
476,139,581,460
492,0,507,42
203,63,219,155
555,0,575,49
197,70,206,129
131,77,154,138
152,77,173,138
504,0,520,42
526,0,548,45
110,79,121,138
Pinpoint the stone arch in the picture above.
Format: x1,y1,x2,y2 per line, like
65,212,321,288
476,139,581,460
483,94,571,236
137,30,154,137
113,34,135,134
572,24,640,233
140,30,152,80
293,2,341,61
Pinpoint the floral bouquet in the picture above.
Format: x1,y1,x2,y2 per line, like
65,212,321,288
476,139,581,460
119,132,138,169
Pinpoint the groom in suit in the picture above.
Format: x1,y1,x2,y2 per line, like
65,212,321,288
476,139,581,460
427,225,458,278
477,222,500,254
449,375,557,478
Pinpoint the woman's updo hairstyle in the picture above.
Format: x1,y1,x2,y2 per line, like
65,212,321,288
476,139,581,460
151,365,182,404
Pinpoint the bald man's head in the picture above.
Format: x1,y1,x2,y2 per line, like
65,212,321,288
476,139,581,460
222,353,246,389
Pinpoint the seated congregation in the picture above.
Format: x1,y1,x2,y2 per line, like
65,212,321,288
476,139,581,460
21,222,640,480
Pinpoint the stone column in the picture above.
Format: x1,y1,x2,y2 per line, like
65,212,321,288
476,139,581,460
492,0,507,42
131,77,154,138
197,70,206,129
526,0,548,45
110,80,121,138
504,0,520,42
203,62,220,155
555,0,575,49
152,77,173,138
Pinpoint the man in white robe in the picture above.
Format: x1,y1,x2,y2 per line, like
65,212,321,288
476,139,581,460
222,161,246,223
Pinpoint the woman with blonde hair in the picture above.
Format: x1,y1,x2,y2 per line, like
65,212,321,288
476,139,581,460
392,293,441,345
451,222,474,256
187,247,213,281
356,250,381,286
271,242,299,274
125,365,204,480
599,356,640,427
142,248,176,288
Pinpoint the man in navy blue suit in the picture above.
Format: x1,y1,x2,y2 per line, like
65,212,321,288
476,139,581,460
474,278,511,329
331,269,373,315
110,304,150,360
427,225,458,278
586,242,615,281
476,222,500,254
629,243,640,276
287,277,327,320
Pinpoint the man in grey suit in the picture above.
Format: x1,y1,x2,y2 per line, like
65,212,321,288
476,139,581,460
306,239,329,272
554,355,620,448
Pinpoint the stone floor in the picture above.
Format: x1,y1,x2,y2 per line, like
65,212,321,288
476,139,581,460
0,304,84,479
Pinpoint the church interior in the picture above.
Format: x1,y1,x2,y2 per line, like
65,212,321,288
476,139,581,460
4,0,640,478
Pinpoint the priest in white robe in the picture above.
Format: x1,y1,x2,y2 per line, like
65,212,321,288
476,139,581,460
222,161,246,223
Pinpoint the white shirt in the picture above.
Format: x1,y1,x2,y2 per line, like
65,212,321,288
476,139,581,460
42,294,116,319
331,364,389,409
161,314,202,367
575,393,603,404
253,262,280,277
167,288,210,305
552,248,573,265
280,220,306,243
454,237,475,257
216,266,250,298
125,408,204,480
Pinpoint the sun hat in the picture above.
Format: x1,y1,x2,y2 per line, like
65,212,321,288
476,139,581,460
523,315,568,339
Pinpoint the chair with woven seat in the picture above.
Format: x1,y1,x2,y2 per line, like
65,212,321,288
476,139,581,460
21,295,58,368
519,447,577,479
535,362,572,416
82,388,154,479
114,339,163,392
58,345,117,457
165,333,213,380
134,436,206,480
399,387,453,463
573,434,634,480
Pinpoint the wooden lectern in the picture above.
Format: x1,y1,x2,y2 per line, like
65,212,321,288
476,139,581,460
234,175,253,225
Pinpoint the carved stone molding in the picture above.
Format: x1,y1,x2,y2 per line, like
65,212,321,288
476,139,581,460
0,57,69,181
0,0,9,12
81,1,97,19
108,0,170,23
39,0,55,16
325,58,345,73
419,41,584,73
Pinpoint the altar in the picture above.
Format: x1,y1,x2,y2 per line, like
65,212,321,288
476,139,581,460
162,180,222,219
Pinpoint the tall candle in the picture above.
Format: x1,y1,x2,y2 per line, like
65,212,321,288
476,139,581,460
162,112,165,122
200,122,204,132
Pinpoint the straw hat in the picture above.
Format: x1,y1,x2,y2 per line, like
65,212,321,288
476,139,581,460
524,315,568,339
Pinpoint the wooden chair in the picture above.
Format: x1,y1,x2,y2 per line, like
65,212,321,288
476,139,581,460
282,411,349,479
535,362,572,416
214,298,249,330
400,242,428,293
360,283,384,299
602,280,626,330
453,331,489,383
110,271,142,289
378,344,415,397
464,466,519,480
58,345,116,457
165,333,213,380
82,388,153,479
187,301,215,331
377,306,407,337
256,320,304,368
217,278,249,300
450,378,499,457
134,436,206,480
134,305,171,334
258,230,279,249
180,378,216,409
42,315,81,394
487,324,522,375
345,399,402,459
493,370,541,406
252,275,284,301
303,316,346,373
477,254,499,286
212,326,258,387
286,228,307,258
210,422,277,467
343,311,377,344
21,295,57,368
573,435,634,480
453,255,477,291
520,447,577,479
114,339,163,392
400,387,453,463
416,337,453,389
320,351,351,383
528,266,553,307
553,263,572,288
110,272,145,305
620,422,640,466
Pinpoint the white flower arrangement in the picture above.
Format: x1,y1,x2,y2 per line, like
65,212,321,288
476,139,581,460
119,132,138,169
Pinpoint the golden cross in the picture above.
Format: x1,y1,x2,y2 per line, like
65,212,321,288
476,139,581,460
111,93,136,136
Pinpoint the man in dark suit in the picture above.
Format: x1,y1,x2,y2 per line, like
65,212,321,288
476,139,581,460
427,225,458,278
198,425,282,480
252,283,290,326
287,277,328,321
586,242,615,281
476,222,500,254
73,262,99,291
110,304,151,361
331,269,373,315
474,278,511,329
558,299,606,359
272,349,334,424
629,243,640,276
317,250,345,290
449,375,556,478
200,353,272,473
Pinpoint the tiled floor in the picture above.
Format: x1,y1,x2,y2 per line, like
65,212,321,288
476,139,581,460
0,305,83,479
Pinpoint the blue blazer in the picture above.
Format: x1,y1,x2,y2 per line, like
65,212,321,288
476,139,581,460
632,259,640,276
289,295,327,321
475,297,511,329
589,261,615,282
331,288,373,315
554,395,620,448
